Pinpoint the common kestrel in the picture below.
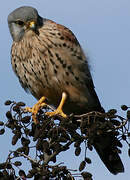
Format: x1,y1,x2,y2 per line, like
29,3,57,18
8,6,124,174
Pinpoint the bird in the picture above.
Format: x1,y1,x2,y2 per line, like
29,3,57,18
8,6,124,174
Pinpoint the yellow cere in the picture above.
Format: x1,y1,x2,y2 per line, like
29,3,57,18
29,21,35,28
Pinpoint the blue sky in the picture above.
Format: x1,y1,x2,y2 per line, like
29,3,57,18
0,0,130,179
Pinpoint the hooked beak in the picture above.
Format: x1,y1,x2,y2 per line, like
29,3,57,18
29,21,36,30
28,21,39,35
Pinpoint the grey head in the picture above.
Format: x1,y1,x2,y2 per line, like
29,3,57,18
8,6,43,42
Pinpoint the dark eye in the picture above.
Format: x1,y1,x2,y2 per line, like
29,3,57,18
15,20,24,26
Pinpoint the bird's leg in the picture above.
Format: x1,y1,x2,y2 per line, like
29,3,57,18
24,96,46,124
46,92,67,118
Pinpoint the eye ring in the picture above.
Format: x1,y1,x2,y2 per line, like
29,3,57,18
15,20,24,26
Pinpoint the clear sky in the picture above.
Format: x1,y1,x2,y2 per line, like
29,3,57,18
0,0,130,179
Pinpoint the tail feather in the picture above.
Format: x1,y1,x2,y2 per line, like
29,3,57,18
93,133,124,174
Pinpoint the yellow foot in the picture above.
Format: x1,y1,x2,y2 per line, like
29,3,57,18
46,92,67,118
24,96,46,124
46,109,67,118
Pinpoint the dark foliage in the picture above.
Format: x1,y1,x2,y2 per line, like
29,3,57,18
0,100,129,179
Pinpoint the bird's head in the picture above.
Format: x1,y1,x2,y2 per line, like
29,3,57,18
8,6,43,42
